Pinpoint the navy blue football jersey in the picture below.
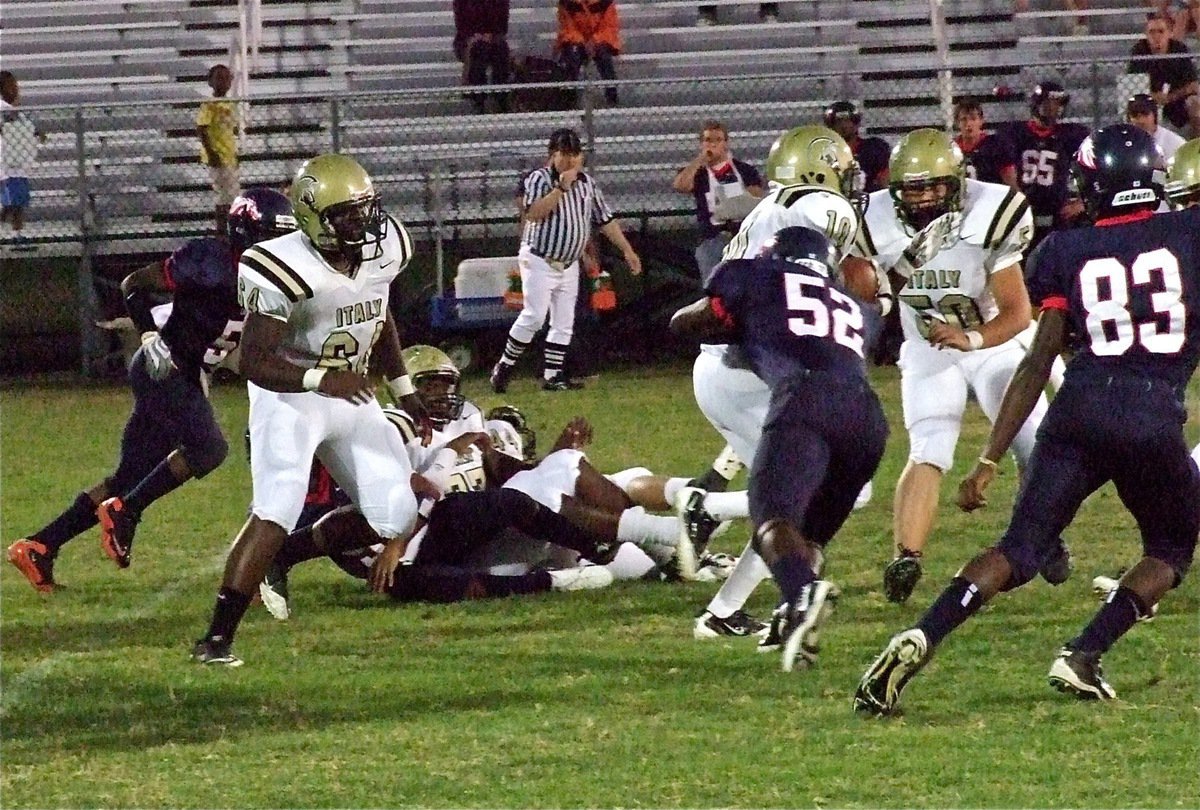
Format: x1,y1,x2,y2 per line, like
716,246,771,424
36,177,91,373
957,132,1016,185
160,237,243,377
1026,208,1200,389
1000,120,1090,224
707,257,879,387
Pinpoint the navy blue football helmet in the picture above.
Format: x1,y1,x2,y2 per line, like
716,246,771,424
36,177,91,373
763,226,838,277
227,187,296,254
1030,79,1070,124
1071,124,1164,220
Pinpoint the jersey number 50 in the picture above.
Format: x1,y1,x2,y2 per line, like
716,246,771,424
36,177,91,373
784,274,866,357
1081,248,1186,356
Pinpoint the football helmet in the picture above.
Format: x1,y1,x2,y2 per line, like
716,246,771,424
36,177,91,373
1030,79,1069,124
1165,138,1200,209
290,153,386,257
227,188,295,255
762,226,838,278
1071,124,1164,220
485,405,537,461
763,125,865,211
823,100,862,129
485,419,526,462
402,344,464,427
888,128,966,232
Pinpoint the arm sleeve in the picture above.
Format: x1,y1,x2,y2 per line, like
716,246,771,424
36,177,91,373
523,170,552,207
985,204,1034,274
590,181,615,227
1023,237,1066,309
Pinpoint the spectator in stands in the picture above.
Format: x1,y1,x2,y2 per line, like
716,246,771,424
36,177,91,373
453,0,511,114
1128,12,1200,138
671,120,765,279
823,100,890,192
556,0,622,106
954,96,1018,190
0,71,43,239
196,64,240,235
1145,0,1200,42
1126,92,1188,159
696,4,780,26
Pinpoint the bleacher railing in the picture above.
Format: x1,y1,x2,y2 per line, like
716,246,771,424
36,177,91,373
1,54,1174,256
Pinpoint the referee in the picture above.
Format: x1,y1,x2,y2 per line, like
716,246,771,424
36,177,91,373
490,127,642,392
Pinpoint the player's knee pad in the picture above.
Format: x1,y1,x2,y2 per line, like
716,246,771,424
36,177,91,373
905,416,960,472
184,433,229,478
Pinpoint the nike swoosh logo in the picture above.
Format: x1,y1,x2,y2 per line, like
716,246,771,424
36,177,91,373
380,260,395,268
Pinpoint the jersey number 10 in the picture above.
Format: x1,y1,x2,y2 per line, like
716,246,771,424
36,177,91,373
1081,248,1187,356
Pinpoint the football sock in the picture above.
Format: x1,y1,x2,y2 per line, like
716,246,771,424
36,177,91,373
543,341,569,379
273,526,324,572
701,491,750,521
35,492,98,553
1068,586,1148,654
204,586,252,645
916,576,984,648
767,553,816,607
662,477,689,506
616,507,680,566
124,459,185,515
706,540,771,618
498,336,530,368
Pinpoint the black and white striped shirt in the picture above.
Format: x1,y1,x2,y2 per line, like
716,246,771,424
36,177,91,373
521,166,614,264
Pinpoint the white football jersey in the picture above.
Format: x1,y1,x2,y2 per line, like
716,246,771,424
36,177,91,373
383,403,487,495
854,179,1032,343
721,184,860,266
237,215,414,373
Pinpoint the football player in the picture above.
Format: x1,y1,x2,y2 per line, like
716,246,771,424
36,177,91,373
857,124,1200,714
685,124,884,643
672,226,889,672
6,188,295,592
997,79,1090,252
953,96,1018,189
853,128,1074,604
191,154,429,666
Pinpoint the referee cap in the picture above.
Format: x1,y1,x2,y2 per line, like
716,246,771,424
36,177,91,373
548,127,583,154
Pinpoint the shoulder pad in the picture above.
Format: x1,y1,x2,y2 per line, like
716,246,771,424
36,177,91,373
240,243,315,303
382,408,419,443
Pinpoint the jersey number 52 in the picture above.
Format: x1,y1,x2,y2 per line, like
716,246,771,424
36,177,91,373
784,274,866,357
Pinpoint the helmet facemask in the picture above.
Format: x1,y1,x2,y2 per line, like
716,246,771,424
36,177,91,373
893,176,962,231
415,371,465,428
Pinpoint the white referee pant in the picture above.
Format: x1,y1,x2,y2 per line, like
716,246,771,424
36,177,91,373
509,243,580,345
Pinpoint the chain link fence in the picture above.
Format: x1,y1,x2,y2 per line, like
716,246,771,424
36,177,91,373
4,54,1183,259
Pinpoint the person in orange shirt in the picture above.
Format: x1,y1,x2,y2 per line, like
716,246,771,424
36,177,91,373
556,0,622,105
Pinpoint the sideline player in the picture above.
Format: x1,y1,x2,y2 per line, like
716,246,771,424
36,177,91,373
853,127,1069,604
855,125,1200,714
191,154,428,666
998,79,1090,252
6,189,294,591
672,226,888,672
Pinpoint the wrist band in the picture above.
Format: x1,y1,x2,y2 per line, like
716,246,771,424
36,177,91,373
977,456,999,470
302,368,327,392
388,374,415,399
965,330,984,351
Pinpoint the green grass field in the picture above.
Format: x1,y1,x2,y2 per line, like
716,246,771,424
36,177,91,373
2,363,1198,808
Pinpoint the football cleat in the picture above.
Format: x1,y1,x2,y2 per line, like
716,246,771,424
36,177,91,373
541,374,584,391
191,638,243,667
7,539,59,593
693,609,768,640
1091,573,1157,622
259,562,291,621
854,628,931,716
97,497,138,569
674,486,721,556
671,522,699,581
882,551,923,603
1048,646,1116,700
548,565,614,592
757,610,784,653
779,580,839,672
1039,538,1073,585
489,361,513,394
694,551,737,582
